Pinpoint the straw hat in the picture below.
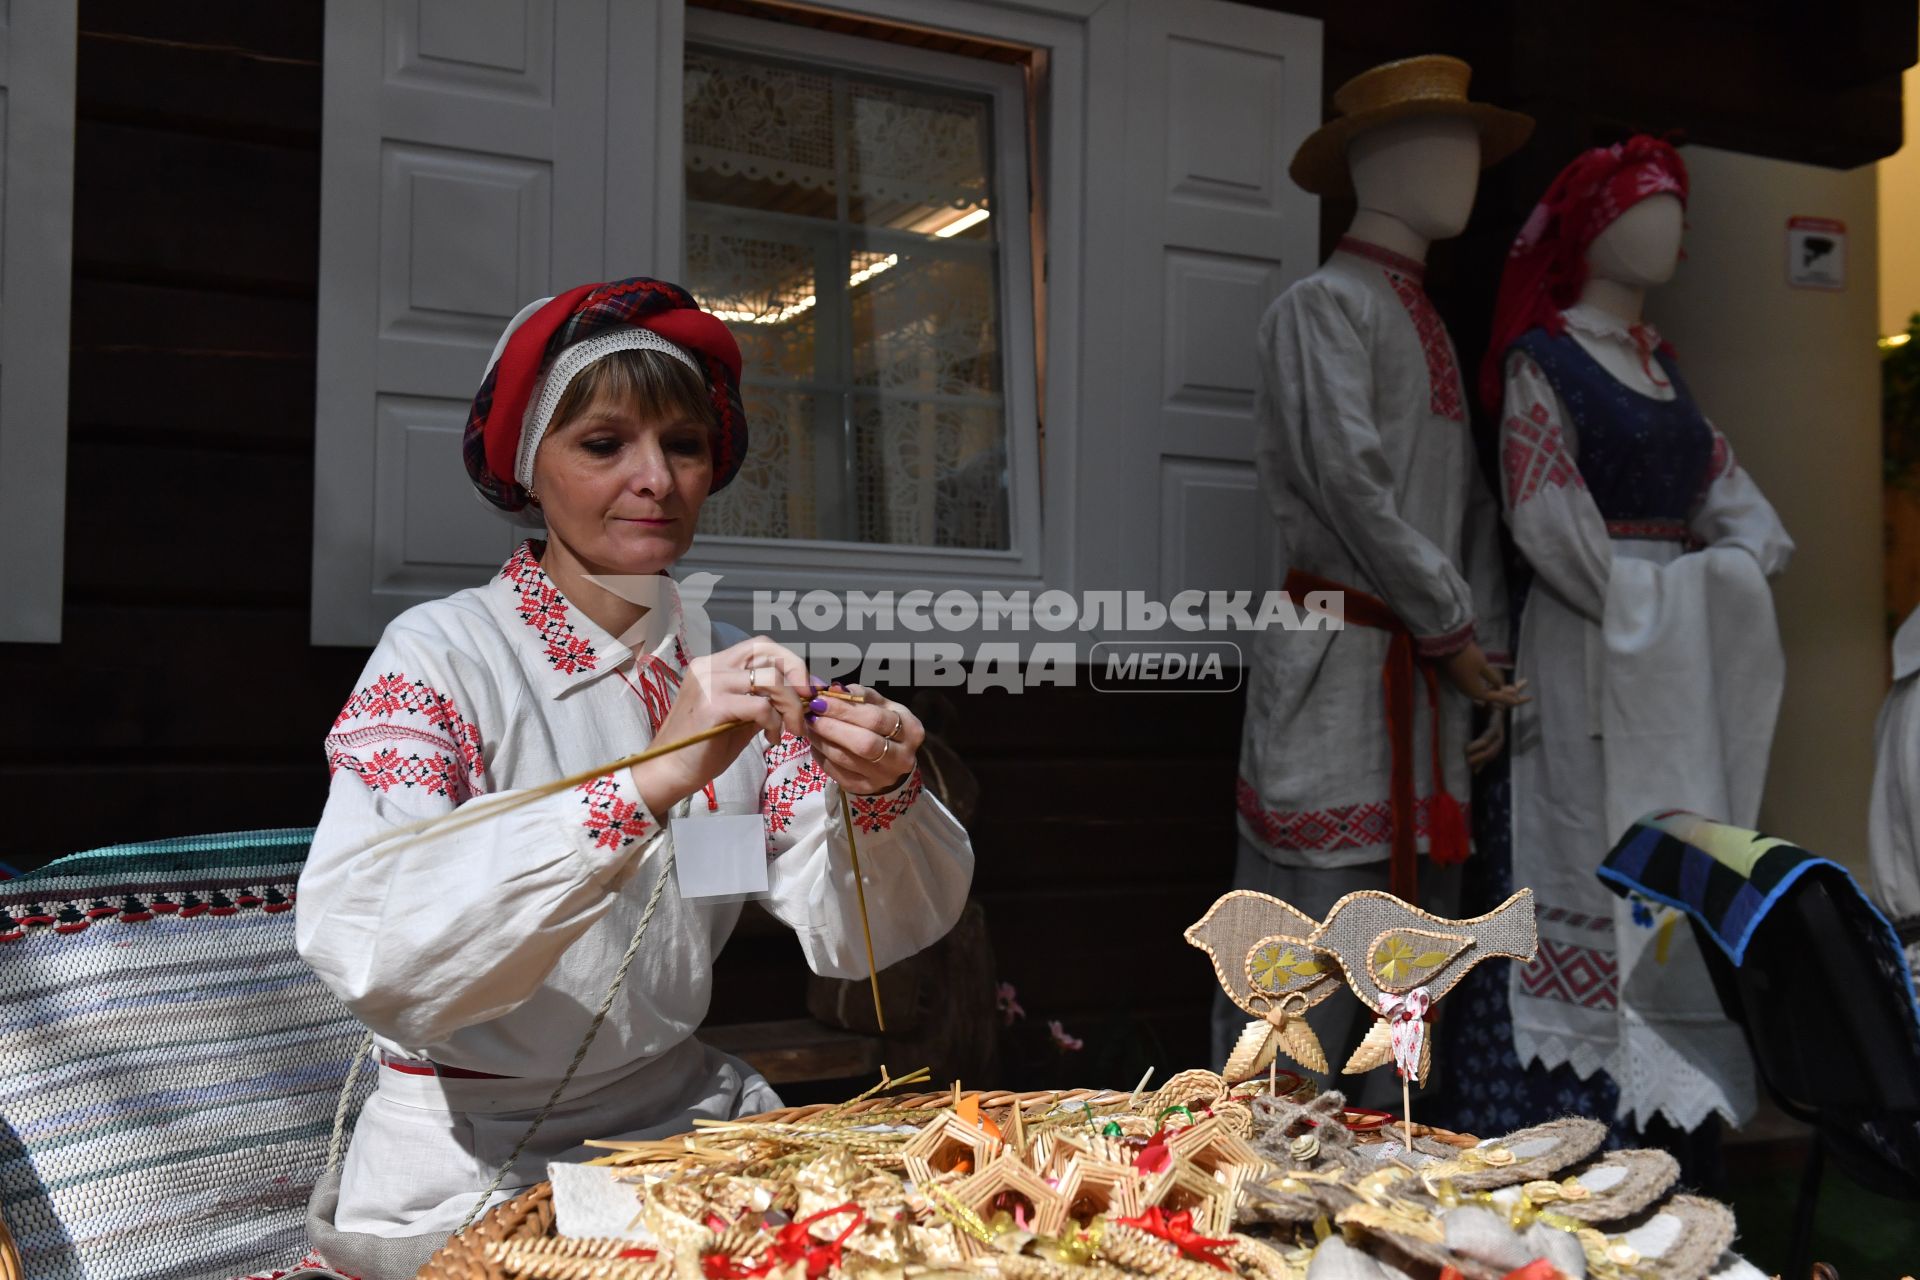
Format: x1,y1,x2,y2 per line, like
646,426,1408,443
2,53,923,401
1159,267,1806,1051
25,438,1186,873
1290,54,1533,198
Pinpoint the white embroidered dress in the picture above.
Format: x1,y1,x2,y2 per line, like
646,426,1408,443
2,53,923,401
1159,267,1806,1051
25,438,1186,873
1240,238,1507,867
1499,305,1793,1130
296,541,973,1236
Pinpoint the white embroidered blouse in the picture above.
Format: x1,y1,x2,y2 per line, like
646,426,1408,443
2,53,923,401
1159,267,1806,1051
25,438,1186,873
295,540,975,1080
1238,239,1507,868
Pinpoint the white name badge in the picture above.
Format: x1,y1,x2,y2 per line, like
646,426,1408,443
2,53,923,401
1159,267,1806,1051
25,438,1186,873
672,813,769,899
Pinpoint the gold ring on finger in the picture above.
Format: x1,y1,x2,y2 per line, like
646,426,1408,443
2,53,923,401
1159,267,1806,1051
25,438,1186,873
747,666,762,694
885,711,904,741
863,737,891,764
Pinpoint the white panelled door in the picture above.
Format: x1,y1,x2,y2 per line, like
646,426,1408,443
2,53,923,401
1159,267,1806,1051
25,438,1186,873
0,0,77,642
1105,0,1319,642
312,0,683,644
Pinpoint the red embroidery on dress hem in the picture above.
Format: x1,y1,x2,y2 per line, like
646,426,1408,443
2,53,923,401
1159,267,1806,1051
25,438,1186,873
1236,777,1463,852
1517,937,1619,1009
501,541,600,674
848,769,924,834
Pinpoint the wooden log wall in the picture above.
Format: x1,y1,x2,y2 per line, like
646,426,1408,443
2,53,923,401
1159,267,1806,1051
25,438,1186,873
0,1,366,869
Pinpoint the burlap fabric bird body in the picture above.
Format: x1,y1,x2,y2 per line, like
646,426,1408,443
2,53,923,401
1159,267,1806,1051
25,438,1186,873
1184,891,1342,1078
1306,889,1535,1083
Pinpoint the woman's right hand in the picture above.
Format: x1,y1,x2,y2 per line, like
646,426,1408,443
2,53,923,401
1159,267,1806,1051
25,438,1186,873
630,636,814,815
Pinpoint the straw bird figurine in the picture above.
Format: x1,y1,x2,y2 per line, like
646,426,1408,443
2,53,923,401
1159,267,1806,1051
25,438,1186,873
1183,891,1341,1078
1305,888,1538,1081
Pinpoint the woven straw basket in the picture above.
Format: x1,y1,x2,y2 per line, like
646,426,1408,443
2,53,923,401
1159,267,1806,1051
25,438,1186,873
415,1087,1470,1280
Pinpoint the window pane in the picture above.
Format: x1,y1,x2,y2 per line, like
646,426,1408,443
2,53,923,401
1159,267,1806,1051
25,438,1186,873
846,80,993,228
850,247,1001,396
700,389,821,541
684,39,1017,554
852,393,1009,550
684,50,838,219
685,228,819,383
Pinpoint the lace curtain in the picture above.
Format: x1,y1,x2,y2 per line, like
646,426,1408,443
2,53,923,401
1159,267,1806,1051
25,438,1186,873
685,44,1011,551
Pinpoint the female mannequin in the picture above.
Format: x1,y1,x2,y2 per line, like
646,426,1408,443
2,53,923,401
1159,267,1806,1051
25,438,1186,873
1483,138,1793,1134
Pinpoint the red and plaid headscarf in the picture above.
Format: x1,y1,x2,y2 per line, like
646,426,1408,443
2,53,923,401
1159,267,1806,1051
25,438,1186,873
1478,135,1688,412
463,277,749,514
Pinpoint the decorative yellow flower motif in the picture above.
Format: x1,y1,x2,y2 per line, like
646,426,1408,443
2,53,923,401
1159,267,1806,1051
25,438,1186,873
1372,934,1451,983
1250,941,1320,992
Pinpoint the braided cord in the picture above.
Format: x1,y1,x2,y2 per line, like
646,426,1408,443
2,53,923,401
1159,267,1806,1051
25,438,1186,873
455,827,678,1235
325,1031,375,1174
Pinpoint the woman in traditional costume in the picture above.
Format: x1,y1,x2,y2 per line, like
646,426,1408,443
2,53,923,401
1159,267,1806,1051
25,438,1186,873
295,279,973,1273
1481,140,1792,1137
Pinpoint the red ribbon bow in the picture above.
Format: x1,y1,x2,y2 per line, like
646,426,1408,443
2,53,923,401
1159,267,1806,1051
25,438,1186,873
702,1204,866,1280
1113,1207,1237,1271
1379,986,1432,1081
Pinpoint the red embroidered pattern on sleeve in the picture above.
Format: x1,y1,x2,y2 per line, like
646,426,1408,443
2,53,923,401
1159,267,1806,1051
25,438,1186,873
575,774,652,852
326,673,485,803
847,768,924,834
1502,400,1585,509
763,734,826,850
1237,777,1459,851
1382,274,1466,423
501,542,599,674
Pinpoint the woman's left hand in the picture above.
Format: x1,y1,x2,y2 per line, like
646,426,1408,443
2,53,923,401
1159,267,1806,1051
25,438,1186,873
805,683,924,796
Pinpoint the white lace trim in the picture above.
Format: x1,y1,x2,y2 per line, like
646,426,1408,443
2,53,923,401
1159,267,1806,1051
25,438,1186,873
514,330,703,490
1511,1023,1612,1080
1606,1013,1757,1132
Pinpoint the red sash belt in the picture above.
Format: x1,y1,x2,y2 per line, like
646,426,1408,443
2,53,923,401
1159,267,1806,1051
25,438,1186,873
1283,569,1469,906
379,1052,512,1080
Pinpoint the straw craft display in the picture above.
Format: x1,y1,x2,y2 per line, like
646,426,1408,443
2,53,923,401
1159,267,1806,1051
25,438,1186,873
413,1065,1744,1280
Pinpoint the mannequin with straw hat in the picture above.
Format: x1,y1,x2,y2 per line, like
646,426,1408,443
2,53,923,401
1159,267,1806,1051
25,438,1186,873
1221,56,1532,1094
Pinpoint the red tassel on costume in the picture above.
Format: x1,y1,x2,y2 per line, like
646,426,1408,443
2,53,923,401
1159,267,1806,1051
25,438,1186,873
1428,790,1469,866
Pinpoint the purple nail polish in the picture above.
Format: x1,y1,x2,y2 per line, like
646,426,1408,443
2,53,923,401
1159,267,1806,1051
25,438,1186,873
809,697,828,714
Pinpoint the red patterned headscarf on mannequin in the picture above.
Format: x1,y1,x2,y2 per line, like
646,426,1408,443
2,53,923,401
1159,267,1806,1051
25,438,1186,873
463,277,748,515
1478,135,1688,412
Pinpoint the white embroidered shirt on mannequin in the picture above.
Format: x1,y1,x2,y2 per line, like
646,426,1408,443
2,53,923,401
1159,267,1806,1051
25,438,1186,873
1238,240,1508,869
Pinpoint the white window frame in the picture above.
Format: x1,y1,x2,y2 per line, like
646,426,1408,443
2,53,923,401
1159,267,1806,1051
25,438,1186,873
678,7,1049,628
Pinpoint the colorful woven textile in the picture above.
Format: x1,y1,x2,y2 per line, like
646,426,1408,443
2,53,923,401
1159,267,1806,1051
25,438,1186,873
1602,811,1920,999
0,828,369,1280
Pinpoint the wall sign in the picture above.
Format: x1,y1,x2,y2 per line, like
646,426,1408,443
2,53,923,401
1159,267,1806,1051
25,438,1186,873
1786,215,1846,290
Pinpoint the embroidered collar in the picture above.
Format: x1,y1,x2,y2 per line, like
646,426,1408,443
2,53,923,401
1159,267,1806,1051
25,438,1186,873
485,541,689,697
1559,302,1664,352
1559,303,1672,392
1336,236,1426,284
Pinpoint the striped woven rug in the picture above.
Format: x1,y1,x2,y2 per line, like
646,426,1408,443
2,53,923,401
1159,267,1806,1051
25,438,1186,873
0,829,370,1280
